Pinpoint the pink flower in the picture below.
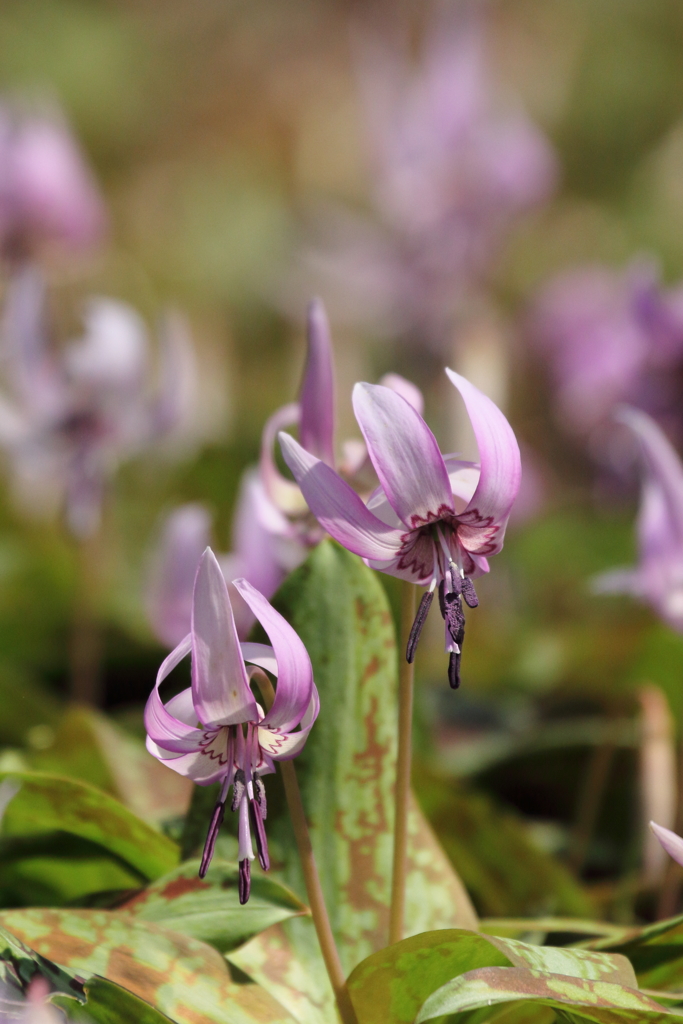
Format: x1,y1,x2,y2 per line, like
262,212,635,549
280,370,520,686
145,548,319,902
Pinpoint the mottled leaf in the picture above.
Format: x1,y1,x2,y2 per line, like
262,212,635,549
0,923,84,999
0,908,296,1024
346,928,638,1024
50,976,180,1024
586,912,683,990
120,857,308,952
416,966,677,1022
0,771,178,882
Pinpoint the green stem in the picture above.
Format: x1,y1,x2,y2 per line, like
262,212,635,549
389,580,416,945
252,669,358,1024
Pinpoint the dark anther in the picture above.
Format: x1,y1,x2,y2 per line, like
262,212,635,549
443,591,465,649
199,798,226,878
448,565,462,596
406,590,434,663
249,797,270,871
239,858,251,904
461,576,479,608
231,769,246,812
253,774,267,819
448,651,461,689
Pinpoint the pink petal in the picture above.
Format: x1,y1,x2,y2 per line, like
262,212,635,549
191,548,258,728
240,642,278,677
299,298,336,466
146,503,212,649
144,634,204,753
260,402,308,515
232,578,313,732
446,369,521,555
377,373,424,416
279,431,405,559
651,821,683,867
258,686,320,761
352,382,453,529
617,406,683,545
145,737,228,785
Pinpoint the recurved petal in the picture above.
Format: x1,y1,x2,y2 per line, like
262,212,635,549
279,431,405,559
353,382,453,528
191,548,259,727
145,737,229,785
260,402,309,515
651,821,683,867
146,503,212,649
377,373,424,416
232,578,313,732
299,298,336,466
144,634,204,752
446,369,521,555
258,685,320,761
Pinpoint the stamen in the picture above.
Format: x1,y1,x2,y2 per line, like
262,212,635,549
448,651,461,689
199,797,226,878
231,768,246,812
461,576,479,608
406,590,434,663
249,797,270,871
436,525,454,572
254,774,267,819
239,858,251,904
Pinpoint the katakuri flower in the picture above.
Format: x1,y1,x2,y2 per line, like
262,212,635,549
0,268,195,537
651,821,683,869
145,547,319,903
594,407,683,631
261,297,423,549
531,260,683,435
0,101,106,262
280,370,520,687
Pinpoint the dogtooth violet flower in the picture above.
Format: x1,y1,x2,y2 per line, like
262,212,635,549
0,101,106,262
261,296,424,550
284,5,556,351
280,370,520,687
594,407,683,631
145,548,319,903
0,268,195,537
146,472,297,647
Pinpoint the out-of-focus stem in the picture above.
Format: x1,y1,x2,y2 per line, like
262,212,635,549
69,532,103,705
389,580,416,945
568,741,615,874
251,669,357,1024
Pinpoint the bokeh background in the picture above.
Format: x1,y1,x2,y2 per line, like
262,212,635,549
3,0,683,927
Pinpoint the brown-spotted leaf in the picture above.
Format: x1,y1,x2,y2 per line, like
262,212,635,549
586,912,683,991
416,965,679,1022
120,857,308,952
0,908,296,1024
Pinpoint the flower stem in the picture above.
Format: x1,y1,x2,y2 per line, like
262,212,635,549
389,580,416,945
251,669,358,1024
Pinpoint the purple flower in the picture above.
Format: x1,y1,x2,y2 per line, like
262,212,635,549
531,260,683,434
594,407,683,631
0,103,106,261
285,7,556,350
0,269,195,537
279,370,520,686
261,297,423,546
651,821,683,867
145,548,319,902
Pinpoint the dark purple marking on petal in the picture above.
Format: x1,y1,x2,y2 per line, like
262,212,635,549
406,589,434,663
199,797,226,878
249,797,270,871
448,651,461,690
231,769,246,812
239,858,251,904
254,774,267,819
461,576,479,608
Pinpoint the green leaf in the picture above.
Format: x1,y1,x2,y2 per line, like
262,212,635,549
416,966,677,1023
586,912,683,990
231,542,477,1024
346,928,638,1024
0,922,84,998
50,977,178,1024
0,908,296,1024
0,771,178,883
120,857,308,952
